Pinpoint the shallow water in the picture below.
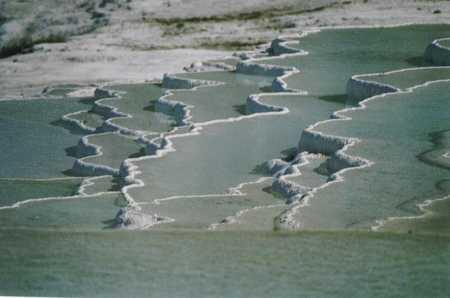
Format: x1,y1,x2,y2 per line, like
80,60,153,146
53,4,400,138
81,133,144,171
293,81,450,229
360,67,450,90
81,175,120,195
128,94,341,203
144,179,280,230
0,24,450,296
104,84,174,133
382,194,450,235
261,25,450,96
69,110,106,131
0,97,91,178
0,193,125,230
439,38,450,48
0,178,82,207
169,71,274,122
285,154,329,188
0,230,449,298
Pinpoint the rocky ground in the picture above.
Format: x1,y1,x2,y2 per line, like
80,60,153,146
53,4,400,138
0,0,449,99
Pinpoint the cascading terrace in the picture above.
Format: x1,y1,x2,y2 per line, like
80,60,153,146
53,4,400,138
0,25,449,234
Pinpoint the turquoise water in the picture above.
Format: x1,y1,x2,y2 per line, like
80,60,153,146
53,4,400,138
81,176,120,195
169,71,274,122
81,133,145,171
0,24,449,296
290,81,450,229
261,25,450,96
0,97,91,178
285,154,329,188
104,84,174,133
359,67,450,90
128,94,341,202
0,95,96,211
70,84,176,174
69,110,106,131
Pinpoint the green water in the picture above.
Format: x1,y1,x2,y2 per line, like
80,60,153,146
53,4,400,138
69,110,106,131
81,176,120,195
285,154,329,188
293,81,450,229
360,67,450,90
0,193,125,230
169,71,274,122
439,38,450,48
419,130,450,170
145,179,280,230
261,25,450,96
82,133,145,170
104,84,175,133
381,172,450,235
216,204,286,231
128,94,341,203
382,195,450,235
0,97,91,178
0,178,82,207
0,24,449,296
0,230,448,297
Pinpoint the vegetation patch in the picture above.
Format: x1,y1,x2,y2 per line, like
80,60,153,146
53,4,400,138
152,2,339,26
196,39,267,50
0,32,69,58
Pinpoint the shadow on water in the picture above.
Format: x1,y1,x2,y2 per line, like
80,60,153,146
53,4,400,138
405,56,431,67
143,101,157,112
111,176,125,192
259,85,275,93
317,94,348,104
262,185,286,200
61,169,84,177
50,119,88,135
102,218,117,229
64,145,84,159
390,179,450,226
314,159,330,177
77,97,97,105
280,147,298,161
102,195,130,229
394,196,428,215
250,163,270,175
249,147,298,175
232,104,247,115
417,129,450,170
437,179,450,193
388,128,450,217
128,147,147,159
50,96,101,135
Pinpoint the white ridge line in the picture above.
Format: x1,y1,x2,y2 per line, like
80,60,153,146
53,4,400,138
372,194,450,231
118,33,316,219
279,74,450,230
209,203,285,230
0,190,119,210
